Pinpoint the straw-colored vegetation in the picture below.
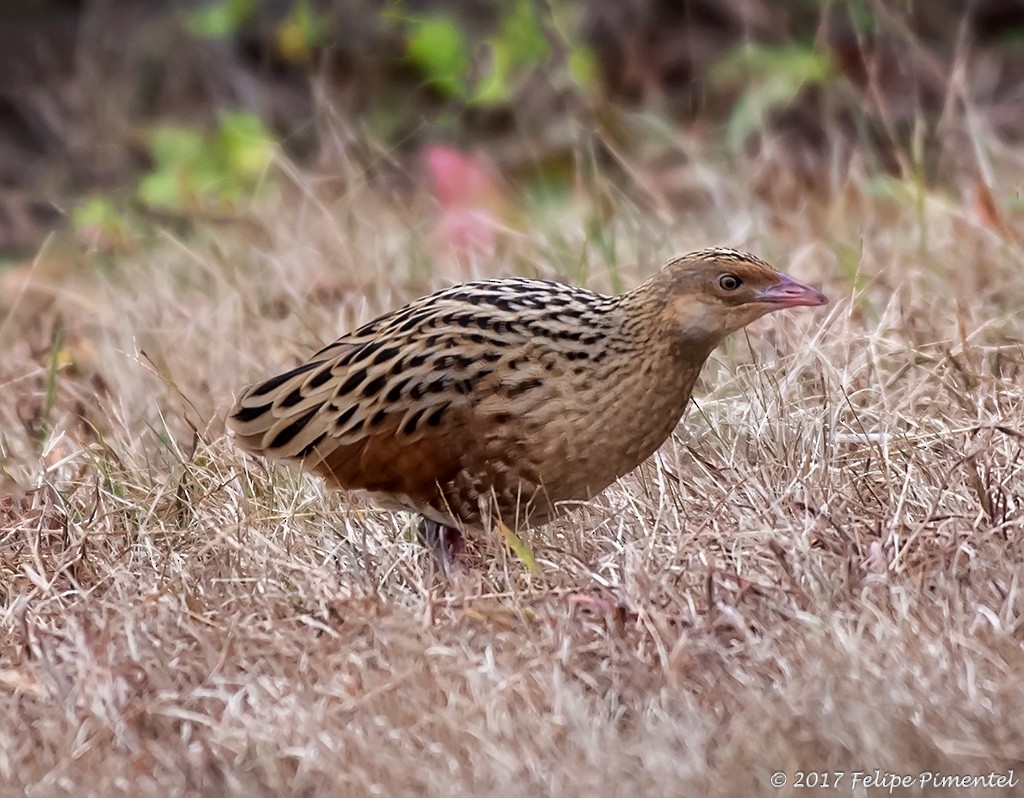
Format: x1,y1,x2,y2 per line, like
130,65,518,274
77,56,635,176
2,136,1022,796
3,1,1024,793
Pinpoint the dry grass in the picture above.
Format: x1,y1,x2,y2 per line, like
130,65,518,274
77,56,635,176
2,150,1024,797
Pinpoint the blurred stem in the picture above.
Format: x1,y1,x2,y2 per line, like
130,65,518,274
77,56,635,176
911,112,927,258
43,322,66,442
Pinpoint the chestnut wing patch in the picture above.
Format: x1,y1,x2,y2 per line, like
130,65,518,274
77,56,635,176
309,411,470,507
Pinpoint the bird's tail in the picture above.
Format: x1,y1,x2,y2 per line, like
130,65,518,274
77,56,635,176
227,359,338,463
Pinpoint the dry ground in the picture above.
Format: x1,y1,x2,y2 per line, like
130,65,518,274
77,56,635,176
1,154,1023,797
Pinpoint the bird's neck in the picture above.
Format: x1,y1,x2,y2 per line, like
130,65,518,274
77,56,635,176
528,288,721,506
580,293,719,479
615,280,723,372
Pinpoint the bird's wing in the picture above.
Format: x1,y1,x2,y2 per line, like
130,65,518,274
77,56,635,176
227,281,578,507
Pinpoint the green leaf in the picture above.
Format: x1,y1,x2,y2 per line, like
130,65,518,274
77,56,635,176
149,126,206,169
405,16,471,97
138,114,276,211
474,0,550,105
217,111,274,180
498,0,549,65
568,46,598,89
496,521,540,575
137,170,185,210
712,43,833,151
141,125,213,210
474,40,514,104
71,196,120,230
276,0,327,62
185,0,256,40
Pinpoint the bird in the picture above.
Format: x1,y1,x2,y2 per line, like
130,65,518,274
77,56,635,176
228,248,827,564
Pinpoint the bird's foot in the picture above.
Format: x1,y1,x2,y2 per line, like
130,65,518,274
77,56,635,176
417,518,465,575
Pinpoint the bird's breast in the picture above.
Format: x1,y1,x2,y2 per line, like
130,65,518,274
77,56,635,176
468,343,703,513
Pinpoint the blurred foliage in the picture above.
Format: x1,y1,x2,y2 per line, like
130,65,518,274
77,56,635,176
402,13,473,98
185,0,580,105
70,197,129,248
474,0,552,104
4,0,1024,252
712,43,835,153
68,111,274,249
275,1,330,63
185,0,258,39
187,0,327,64
389,0,584,105
137,112,274,213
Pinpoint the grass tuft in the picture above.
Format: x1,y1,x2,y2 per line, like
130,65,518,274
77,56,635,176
1,150,1023,796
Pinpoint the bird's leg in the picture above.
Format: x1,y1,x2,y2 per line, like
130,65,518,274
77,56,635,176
417,517,465,572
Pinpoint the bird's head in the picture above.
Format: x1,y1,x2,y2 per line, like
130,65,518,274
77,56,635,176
647,248,828,348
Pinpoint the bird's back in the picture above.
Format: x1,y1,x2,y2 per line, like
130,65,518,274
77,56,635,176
229,276,701,527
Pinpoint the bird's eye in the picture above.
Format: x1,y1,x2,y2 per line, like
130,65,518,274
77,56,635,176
719,274,742,291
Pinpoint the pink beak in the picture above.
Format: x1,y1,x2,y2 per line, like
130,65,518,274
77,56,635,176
756,273,828,309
